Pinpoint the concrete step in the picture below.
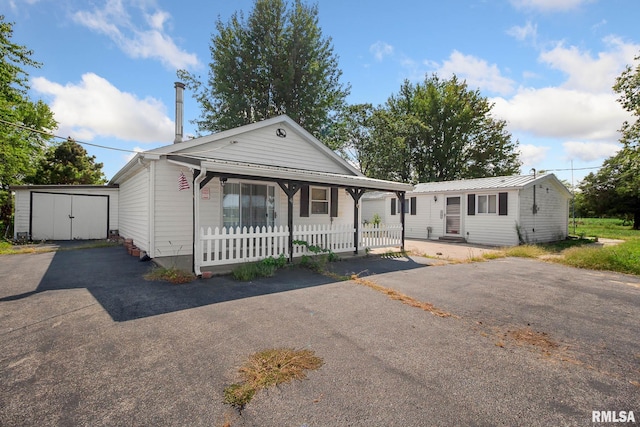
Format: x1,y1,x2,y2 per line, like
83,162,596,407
438,236,467,243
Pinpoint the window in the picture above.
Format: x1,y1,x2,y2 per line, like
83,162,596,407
477,194,497,214
223,182,276,229
311,188,328,214
391,197,415,215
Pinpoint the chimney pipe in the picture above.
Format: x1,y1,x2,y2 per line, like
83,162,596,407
174,82,185,143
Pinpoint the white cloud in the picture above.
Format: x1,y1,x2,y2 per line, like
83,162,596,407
72,0,198,70
509,0,594,12
539,36,640,93
507,21,538,43
433,51,515,95
31,73,174,143
519,144,550,167
491,37,638,145
492,87,628,141
124,146,145,163
563,141,620,161
370,41,394,61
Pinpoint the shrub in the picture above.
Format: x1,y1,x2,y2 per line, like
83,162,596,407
231,255,287,281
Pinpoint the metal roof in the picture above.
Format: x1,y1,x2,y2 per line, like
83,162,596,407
167,157,414,192
412,175,555,193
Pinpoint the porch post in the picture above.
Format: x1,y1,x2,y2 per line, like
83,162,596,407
277,181,301,263
193,167,207,276
396,191,406,252
346,188,366,254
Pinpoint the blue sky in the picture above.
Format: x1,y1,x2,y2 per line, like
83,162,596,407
4,0,639,185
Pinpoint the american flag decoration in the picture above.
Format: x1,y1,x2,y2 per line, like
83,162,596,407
178,171,190,191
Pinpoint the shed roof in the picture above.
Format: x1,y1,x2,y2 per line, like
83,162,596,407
412,174,569,195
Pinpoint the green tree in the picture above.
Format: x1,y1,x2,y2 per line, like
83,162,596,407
579,146,639,229
578,54,640,229
613,54,640,147
0,16,57,233
27,139,106,185
177,0,349,143
338,75,521,183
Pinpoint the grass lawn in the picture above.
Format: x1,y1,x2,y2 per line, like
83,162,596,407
497,218,640,276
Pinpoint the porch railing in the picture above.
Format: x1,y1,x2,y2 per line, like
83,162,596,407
199,223,402,267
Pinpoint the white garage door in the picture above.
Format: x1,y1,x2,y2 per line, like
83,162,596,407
31,193,108,240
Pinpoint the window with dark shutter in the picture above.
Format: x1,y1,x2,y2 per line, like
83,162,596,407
390,198,396,216
330,187,338,217
410,197,417,215
300,185,309,217
467,194,475,216
499,192,508,216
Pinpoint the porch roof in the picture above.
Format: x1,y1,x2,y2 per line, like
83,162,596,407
169,156,413,192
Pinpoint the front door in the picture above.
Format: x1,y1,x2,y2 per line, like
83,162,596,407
445,196,461,235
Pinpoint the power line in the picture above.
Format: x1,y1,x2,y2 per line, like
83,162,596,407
542,165,602,172
0,118,139,153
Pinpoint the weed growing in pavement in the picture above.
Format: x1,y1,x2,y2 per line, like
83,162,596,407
350,274,455,318
223,348,323,410
144,267,196,284
231,255,288,281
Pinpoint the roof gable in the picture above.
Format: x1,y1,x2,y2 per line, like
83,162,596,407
147,115,361,176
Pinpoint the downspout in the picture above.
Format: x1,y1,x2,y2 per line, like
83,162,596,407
148,160,155,258
399,191,406,252
193,166,207,276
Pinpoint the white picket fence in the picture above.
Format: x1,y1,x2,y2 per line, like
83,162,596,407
361,223,403,249
198,223,402,267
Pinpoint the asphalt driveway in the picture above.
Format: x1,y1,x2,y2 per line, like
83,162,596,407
0,246,638,426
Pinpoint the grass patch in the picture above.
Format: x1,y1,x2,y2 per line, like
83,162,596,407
501,244,548,258
232,262,277,281
224,348,323,410
144,267,196,284
558,240,640,275
570,217,639,240
0,239,119,255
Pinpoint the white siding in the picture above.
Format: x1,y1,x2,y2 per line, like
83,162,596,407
118,168,150,252
179,122,349,174
362,199,386,224
12,190,30,238
199,177,222,229
293,187,354,227
518,180,569,243
153,160,194,258
465,190,520,247
405,195,444,239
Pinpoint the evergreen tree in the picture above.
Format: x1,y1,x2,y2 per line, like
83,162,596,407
27,139,107,185
177,0,349,144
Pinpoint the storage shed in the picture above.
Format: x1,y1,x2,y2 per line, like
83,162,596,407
11,185,119,241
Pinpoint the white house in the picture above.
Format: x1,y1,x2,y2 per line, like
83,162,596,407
12,114,411,274
362,174,572,247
